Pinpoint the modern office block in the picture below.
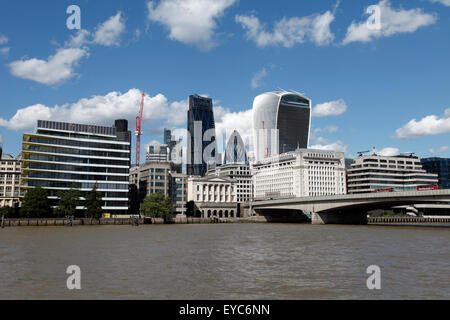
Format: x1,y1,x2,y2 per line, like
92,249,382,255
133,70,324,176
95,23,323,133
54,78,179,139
421,157,450,189
21,119,131,214
187,95,217,177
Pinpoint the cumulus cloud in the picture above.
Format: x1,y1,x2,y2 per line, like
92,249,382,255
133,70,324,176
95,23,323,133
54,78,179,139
93,12,126,47
235,9,336,48
342,0,437,45
0,34,7,45
0,47,10,55
0,89,187,131
430,146,449,155
8,48,89,86
67,29,91,48
377,147,400,156
251,68,268,89
309,139,348,153
429,0,450,6
312,99,347,117
147,0,236,49
394,109,450,139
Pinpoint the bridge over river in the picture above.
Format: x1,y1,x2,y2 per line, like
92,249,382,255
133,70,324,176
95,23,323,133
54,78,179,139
251,189,450,225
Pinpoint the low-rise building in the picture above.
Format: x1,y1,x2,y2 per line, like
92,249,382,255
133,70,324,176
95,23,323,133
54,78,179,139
0,154,22,208
252,149,347,200
207,163,253,203
187,176,238,218
170,173,187,216
347,154,438,194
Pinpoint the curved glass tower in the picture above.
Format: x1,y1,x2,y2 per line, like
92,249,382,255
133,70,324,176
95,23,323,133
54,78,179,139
253,91,311,163
224,130,248,164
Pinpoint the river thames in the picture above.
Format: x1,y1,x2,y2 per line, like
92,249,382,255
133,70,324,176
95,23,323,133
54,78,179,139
0,224,449,300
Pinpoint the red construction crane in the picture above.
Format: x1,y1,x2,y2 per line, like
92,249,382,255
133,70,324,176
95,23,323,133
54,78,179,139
135,93,145,167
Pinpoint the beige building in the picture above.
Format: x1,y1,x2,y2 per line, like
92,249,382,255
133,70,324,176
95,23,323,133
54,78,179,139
207,163,253,203
0,154,22,208
187,176,238,218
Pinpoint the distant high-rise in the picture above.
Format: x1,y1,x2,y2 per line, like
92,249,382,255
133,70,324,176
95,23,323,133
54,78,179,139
187,95,217,176
253,91,311,163
224,130,248,164
163,128,183,173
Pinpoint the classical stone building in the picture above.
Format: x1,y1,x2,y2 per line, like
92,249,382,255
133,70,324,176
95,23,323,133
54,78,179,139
187,176,238,218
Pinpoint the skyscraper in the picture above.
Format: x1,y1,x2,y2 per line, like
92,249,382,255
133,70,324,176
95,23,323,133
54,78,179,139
163,128,182,173
224,130,248,164
187,95,217,176
252,91,311,163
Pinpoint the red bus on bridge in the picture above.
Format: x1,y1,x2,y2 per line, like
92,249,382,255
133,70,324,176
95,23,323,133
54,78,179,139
417,184,439,191
374,188,393,193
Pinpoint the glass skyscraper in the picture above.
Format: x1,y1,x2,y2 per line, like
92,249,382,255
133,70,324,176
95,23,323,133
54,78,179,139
187,95,217,176
224,130,248,164
421,158,450,189
253,91,311,163
21,119,131,215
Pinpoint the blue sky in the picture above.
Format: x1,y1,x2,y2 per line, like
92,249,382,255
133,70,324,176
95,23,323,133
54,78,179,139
0,0,450,163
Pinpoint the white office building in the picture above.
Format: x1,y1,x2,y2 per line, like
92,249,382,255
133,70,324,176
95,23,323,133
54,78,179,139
252,149,347,200
347,154,438,194
207,163,253,203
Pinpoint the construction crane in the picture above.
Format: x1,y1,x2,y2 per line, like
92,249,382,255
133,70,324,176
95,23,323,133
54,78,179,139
135,93,145,167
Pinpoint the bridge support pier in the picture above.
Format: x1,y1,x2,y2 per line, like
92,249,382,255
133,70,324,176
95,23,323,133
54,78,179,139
311,212,368,225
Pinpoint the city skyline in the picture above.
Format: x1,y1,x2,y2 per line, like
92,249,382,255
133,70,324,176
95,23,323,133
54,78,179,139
1,0,450,161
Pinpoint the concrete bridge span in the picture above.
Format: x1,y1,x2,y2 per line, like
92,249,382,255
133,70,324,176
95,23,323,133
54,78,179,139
251,190,450,225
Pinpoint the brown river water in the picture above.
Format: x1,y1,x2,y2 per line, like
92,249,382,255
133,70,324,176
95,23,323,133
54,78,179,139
0,224,449,300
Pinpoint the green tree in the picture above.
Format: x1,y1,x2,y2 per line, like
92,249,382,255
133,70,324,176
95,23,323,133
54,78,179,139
85,184,103,220
20,186,51,218
141,192,173,221
55,187,81,218
0,206,14,218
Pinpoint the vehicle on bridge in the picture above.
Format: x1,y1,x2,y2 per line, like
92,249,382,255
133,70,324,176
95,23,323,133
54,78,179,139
417,184,439,191
374,188,393,193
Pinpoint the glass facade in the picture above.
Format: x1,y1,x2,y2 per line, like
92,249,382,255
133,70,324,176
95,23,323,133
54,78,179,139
187,95,217,176
21,119,131,214
253,91,311,163
224,130,248,164
421,158,450,189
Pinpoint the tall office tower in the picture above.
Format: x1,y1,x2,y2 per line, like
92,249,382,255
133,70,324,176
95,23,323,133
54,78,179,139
224,130,248,164
252,91,311,163
164,128,172,146
187,95,217,176
21,119,131,215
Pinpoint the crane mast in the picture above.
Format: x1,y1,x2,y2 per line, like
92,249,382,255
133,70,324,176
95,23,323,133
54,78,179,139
135,93,145,167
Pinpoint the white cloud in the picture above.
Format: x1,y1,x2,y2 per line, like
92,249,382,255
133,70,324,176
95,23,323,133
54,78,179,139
0,47,10,55
394,109,450,139
342,0,437,45
429,0,450,6
312,99,347,117
8,48,89,86
93,12,126,47
0,89,187,131
377,147,400,156
310,139,348,153
0,34,7,45
251,68,268,89
430,146,449,155
215,108,254,149
67,29,91,48
235,9,336,48
147,0,236,49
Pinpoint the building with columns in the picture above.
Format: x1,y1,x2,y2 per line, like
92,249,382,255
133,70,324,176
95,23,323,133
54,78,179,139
187,176,238,218
0,154,22,208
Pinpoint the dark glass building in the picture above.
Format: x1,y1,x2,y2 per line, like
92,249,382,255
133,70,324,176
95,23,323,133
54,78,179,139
21,119,131,215
421,157,450,189
253,91,311,162
187,95,217,176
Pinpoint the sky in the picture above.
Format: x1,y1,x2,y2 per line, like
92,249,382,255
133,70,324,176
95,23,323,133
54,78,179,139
0,0,450,163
